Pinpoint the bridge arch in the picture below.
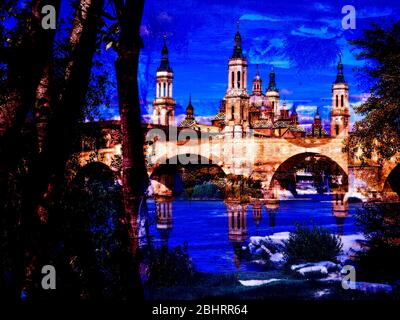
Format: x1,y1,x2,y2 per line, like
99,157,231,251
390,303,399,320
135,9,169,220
74,161,116,184
149,154,227,199
382,163,400,199
268,152,348,195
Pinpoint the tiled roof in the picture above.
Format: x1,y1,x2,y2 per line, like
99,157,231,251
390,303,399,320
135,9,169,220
307,125,329,137
178,118,198,128
253,119,273,129
213,112,225,121
273,120,290,129
288,124,305,132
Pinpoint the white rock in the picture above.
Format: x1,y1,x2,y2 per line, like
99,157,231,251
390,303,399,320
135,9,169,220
268,232,290,243
270,253,284,263
239,279,281,287
298,266,328,277
291,261,338,272
314,261,339,271
291,263,309,271
250,236,266,246
260,245,272,255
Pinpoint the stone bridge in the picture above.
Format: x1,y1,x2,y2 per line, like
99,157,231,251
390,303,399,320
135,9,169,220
78,125,399,203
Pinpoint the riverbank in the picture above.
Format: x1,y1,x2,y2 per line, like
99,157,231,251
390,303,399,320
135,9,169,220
145,270,399,300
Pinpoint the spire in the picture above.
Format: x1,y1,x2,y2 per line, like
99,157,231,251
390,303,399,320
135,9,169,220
267,66,278,92
232,21,243,59
315,107,320,119
334,52,345,84
291,103,297,115
158,33,172,72
185,95,194,119
253,64,261,81
290,103,298,124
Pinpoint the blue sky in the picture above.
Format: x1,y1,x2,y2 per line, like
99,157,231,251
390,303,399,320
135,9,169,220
130,0,399,129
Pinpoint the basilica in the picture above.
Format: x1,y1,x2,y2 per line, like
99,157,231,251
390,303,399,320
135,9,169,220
152,27,350,139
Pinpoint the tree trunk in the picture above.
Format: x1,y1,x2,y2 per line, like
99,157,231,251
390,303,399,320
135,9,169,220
17,0,104,301
0,0,60,302
114,0,147,299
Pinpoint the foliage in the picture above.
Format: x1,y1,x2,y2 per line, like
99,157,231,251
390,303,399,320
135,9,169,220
283,224,342,264
354,203,400,283
347,21,400,161
144,243,196,287
53,167,135,300
191,182,222,199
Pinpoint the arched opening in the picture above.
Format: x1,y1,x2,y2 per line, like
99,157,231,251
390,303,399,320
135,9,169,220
231,71,234,88
150,155,226,200
237,71,241,88
383,164,400,199
269,152,348,197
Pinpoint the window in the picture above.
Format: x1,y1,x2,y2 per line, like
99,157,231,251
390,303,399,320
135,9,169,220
341,95,344,107
158,83,161,97
336,95,338,107
335,124,339,136
231,71,234,88
163,83,166,97
231,105,234,120
237,71,241,88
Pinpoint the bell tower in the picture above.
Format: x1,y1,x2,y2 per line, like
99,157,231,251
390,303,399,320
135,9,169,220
224,22,249,128
252,64,262,95
330,53,350,137
266,66,280,118
153,34,176,126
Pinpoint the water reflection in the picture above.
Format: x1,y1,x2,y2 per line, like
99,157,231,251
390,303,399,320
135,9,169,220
152,191,350,270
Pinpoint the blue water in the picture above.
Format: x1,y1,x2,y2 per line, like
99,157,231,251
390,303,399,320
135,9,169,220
148,195,362,273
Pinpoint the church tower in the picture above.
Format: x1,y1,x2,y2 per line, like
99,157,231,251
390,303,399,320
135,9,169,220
153,34,176,126
224,23,249,128
252,64,262,95
330,54,350,137
266,66,280,118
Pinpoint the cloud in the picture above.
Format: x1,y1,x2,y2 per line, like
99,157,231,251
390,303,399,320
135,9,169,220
295,105,318,113
239,13,308,23
358,7,393,19
291,25,339,39
240,14,282,22
314,2,332,12
281,88,293,96
350,93,371,103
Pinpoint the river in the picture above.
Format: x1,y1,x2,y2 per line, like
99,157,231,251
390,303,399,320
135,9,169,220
147,195,362,273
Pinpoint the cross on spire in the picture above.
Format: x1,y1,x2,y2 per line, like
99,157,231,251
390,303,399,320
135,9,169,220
335,51,346,84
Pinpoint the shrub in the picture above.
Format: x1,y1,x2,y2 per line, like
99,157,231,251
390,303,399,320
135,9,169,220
354,203,400,283
283,224,342,264
144,243,196,287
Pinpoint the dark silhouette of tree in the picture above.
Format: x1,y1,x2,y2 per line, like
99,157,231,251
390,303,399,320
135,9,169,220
112,0,147,299
347,21,400,161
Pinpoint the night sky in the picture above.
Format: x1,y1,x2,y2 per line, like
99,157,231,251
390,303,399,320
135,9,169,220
43,1,399,129
130,0,399,130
